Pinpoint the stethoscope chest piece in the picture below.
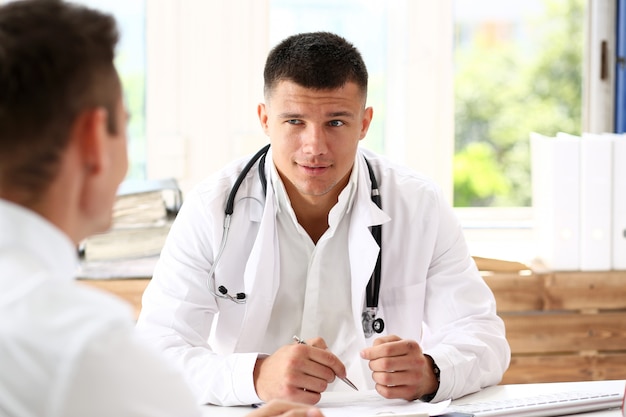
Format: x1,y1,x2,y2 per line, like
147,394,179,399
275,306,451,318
362,307,385,338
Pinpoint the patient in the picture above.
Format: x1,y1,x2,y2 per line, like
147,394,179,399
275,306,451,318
0,1,322,416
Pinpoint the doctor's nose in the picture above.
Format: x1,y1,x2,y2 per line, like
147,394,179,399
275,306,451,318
301,125,328,155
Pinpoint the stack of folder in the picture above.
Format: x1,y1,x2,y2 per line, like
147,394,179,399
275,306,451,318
531,132,626,271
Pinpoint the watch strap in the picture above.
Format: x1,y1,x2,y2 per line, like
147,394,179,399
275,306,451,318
419,354,441,402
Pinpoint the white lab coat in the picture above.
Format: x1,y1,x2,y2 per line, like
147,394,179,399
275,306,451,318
136,147,510,407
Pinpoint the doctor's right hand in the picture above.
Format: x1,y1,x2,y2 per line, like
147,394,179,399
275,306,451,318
252,337,347,405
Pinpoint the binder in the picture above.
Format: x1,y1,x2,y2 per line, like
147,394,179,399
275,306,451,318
609,133,626,270
531,132,580,270
576,133,612,271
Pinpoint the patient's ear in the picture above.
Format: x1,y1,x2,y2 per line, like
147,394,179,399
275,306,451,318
71,107,109,175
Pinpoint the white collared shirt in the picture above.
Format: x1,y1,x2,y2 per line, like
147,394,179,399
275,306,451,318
0,200,201,417
260,160,364,389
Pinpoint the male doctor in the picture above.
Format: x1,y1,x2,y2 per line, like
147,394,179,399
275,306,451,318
136,31,510,407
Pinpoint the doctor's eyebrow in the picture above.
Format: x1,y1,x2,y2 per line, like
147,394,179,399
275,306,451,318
277,111,356,120
278,112,305,119
327,111,355,119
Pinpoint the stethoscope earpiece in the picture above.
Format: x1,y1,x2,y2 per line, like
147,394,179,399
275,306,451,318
214,284,247,303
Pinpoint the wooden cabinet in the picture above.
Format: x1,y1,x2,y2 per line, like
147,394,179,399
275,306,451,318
483,269,626,384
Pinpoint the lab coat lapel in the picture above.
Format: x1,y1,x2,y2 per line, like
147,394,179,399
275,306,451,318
348,157,390,339
235,164,281,352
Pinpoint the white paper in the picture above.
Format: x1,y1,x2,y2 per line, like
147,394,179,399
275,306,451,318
316,390,451,417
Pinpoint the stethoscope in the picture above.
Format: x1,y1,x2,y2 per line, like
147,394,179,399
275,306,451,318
206,144,385,338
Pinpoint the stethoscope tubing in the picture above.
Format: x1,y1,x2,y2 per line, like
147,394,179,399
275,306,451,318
206,145,385,336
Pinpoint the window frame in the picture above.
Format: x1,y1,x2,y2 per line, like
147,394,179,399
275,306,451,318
616,0,626,132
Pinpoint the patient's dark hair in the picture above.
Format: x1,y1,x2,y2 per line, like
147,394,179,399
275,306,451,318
0,0,120,202
263,31,368,99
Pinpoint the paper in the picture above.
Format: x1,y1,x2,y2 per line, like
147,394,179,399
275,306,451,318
316,390,451,417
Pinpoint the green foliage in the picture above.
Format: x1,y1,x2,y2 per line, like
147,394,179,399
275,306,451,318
453,0,584,207
454,142,511,206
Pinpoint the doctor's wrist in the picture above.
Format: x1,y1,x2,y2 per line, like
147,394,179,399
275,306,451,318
418,354,441,403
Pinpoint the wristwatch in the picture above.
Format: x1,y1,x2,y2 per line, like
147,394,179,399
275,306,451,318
419,354,441,402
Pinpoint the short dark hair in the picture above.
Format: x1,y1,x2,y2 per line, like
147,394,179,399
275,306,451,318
263,31,368,99
0,0,120,202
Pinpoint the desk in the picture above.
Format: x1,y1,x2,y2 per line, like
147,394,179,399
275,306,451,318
199,380,625,417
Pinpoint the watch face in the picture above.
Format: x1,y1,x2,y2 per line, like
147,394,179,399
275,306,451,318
419,392,436,403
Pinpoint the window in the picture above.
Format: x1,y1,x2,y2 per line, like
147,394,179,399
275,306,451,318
616,0,626,132
267,0,454,201
76,0,146,180
142,1,617,261
0,0,147,179
145,1,453,196
453,0,584,208
269,0,388,154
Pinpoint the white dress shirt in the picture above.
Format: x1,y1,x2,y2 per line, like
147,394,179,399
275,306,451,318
261,161,362,389
0,199,201,417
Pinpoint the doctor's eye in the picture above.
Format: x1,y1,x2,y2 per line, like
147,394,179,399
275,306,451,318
328,120,345,127
286,119,303,125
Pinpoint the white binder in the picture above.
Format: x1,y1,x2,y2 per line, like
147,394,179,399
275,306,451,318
531,132,580,270
608,133,626,270
577,133,612,271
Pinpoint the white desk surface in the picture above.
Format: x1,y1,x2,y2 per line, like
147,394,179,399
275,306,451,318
200,379,625,417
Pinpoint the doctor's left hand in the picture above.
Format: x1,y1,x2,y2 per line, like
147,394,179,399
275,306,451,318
253,337,347,405
360,335,439,401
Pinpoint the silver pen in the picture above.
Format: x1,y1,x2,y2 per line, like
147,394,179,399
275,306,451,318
292,335,358,391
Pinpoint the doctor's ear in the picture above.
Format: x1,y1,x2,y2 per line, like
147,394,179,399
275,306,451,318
359,106,374,140
257,103,270,136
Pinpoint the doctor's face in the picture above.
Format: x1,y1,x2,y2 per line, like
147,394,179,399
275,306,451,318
258,80,373,204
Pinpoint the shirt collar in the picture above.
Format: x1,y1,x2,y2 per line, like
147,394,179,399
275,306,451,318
0,199,79,282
